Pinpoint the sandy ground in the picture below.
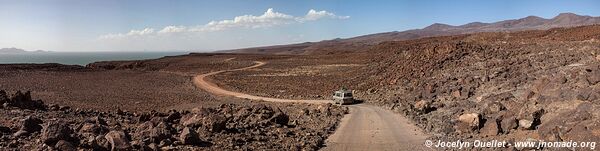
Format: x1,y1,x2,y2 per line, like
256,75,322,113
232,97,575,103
194,59,430,150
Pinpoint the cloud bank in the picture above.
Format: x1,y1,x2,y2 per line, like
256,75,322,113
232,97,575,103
99,8,349,39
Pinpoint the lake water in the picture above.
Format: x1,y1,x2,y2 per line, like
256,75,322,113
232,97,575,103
0,52,190,66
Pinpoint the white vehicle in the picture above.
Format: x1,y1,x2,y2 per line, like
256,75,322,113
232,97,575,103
333,89,354,105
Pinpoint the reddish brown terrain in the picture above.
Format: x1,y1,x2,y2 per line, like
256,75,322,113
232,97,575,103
214,25,600,149
0,90,345,150
1,16,600,150
0,54,258,112
0,54,348,150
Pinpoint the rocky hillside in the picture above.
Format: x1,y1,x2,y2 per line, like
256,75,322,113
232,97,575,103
362,25,600,144
224,13,600,55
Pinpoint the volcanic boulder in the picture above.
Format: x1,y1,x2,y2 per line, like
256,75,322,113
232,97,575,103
268,108,289,126
587,70,600,85
0,125,10,134
79,117,109,135
41,121,75,146
105,130,132,150
179,127,201,145
479,118,500,137
203,114,227,132
13,116,43,137
150,122,173,143
5,91,46,110
55,140,77,151
134,121,173,144
456,113,481,133
500,116,518,134
0,90,7,105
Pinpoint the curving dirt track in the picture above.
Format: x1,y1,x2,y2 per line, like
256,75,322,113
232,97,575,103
193,61,331,104
193,60,430,150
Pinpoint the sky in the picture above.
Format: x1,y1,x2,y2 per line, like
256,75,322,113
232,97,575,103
1,0,600,52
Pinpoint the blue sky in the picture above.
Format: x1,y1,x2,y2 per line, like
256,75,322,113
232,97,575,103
1,0,599,52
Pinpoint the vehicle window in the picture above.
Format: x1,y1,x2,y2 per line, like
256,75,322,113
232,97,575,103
344,93,352,97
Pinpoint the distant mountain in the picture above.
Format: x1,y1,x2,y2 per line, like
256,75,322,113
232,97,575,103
33,50,51,53
223,13,600,54
0,48,27,53
0,48,51,53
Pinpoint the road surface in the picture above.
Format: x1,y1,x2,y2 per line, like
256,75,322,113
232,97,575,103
322,104,430,151
193,60,430,151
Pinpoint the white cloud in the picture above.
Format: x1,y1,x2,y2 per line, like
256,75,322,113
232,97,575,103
158,26,186,33
301,9,350,21
198,8,295,31
99,8,349,39
99,28,155,39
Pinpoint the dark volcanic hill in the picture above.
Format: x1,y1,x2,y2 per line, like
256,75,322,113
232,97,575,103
223,13,600,55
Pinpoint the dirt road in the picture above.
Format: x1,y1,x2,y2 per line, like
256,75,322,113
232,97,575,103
193,60,430,150
193,61,331,104
322,104,430,151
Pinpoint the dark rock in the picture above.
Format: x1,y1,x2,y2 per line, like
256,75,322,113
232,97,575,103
79,122,109,135
268,109,289,126
0,125,10,133
85,116,108,125
149,122,172,143
134,121,172,144
19,116,43,134
42,121,74,146
105,130,131,150
500,116,518,134
480,118,499,137
0,90,7,105
116,109,124,115
587,71,600,85
55,140,77,151
138,113,152,122
158,139,171,147
166,110,181,123
179,127,200,145
6,91,46,110
203,114,227,132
